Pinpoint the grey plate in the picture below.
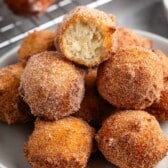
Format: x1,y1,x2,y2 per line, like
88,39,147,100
0,30,168,168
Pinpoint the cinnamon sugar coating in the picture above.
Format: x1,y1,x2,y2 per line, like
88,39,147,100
153,49,168,80
24,117,95,168
0,63,32,124
20,51,85,120
115,27,152,50
96,110,168,168
146,79,168,121
97,47,164,109
19,30,55,64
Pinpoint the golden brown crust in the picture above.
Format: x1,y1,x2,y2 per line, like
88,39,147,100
0,63,32,124
96,110,168,168
115,27,152,50
20,51,85,120
5,0,56,16
146,79,168,121
153,49,168,80
97,47,164,109
55,6,117,67
19,30,55,64
24,117,95,168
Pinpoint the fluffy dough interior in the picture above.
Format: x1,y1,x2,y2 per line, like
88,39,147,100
64,20,105,60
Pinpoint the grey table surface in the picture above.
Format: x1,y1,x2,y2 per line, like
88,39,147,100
0,0,168,56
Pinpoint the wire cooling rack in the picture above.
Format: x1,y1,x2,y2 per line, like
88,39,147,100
0,0,112,49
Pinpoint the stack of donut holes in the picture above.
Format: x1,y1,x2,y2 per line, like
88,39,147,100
0,6,168,168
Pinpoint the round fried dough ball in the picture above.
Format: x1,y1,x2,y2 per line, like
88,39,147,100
154,50,168,79
97,47,164,109
20,51,85,120
0,63,32,124
96,110,168,168
19,30,55,64
5,0,56,16
55,6,117,67
24,117,95,168
115,27,152,50
146,79,168,121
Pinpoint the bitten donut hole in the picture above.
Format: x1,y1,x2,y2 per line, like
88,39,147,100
64,19,105,61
